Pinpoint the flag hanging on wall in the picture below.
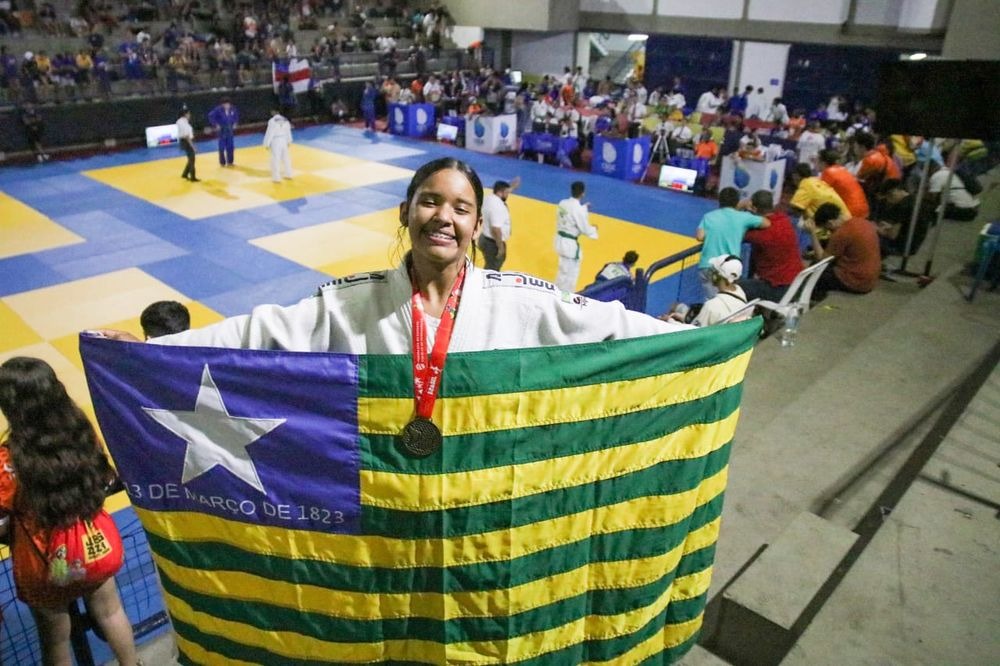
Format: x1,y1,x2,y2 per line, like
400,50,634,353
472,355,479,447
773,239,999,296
81,319,759,665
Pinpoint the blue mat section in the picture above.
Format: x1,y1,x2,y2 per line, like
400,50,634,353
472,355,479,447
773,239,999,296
1,124,710,310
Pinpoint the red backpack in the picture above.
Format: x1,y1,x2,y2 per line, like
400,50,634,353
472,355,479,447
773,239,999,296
24,509,123,587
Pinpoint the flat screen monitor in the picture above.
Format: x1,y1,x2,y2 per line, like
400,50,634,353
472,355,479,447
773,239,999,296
436,123,459,142
658,164,698,193
145,124,179,148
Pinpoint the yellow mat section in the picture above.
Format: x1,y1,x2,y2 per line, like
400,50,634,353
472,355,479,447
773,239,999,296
0,191,84,259
252,208,406,278
252,191,698,292
0,300,43,352
0,271,222,434
3,267,199,340
83,146,408,220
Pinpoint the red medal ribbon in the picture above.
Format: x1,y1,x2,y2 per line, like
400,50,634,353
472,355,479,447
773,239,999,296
410,263,466,422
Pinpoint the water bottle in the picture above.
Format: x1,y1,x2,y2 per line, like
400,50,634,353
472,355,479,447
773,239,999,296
779,304,802,347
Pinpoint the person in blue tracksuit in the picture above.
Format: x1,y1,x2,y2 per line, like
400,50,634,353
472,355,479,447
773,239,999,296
207,97,239,166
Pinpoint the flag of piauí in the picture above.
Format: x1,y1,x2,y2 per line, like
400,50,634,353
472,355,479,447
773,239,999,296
80,319,759,665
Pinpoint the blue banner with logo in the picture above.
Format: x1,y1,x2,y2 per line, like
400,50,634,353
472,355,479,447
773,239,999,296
592,134,651,181
388,103,436,137
466,113,517,154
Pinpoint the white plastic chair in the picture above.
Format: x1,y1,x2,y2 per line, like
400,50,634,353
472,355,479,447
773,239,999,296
757,256,835,317
716,298,761,325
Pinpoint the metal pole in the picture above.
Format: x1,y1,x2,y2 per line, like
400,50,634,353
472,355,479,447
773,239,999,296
899,149,933,273
921,142,961,280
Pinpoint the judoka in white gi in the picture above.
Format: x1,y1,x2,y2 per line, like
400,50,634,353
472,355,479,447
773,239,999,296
263,109,293,182
554,180,599,293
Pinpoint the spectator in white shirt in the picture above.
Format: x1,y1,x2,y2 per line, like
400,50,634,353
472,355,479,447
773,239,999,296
928,163,981,221
797,122,827,168
556,103,580,138
747,87,767,119
664,89,686,112
531,96,555,133
696,87,724,115
766,97,789,125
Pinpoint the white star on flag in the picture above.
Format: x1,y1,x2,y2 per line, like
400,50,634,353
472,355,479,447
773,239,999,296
143,364,285,494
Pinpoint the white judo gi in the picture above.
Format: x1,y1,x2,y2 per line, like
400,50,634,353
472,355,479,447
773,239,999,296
153,261,690,354
263,113,293,182
553,197,599,293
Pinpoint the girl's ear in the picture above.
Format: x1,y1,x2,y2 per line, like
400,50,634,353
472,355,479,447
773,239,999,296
399,202,408,226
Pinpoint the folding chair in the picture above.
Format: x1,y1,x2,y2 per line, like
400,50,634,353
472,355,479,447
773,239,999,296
758,256,834,315
755,256,834,338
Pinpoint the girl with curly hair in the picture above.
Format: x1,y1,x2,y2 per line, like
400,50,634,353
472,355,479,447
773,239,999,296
0,357,139,666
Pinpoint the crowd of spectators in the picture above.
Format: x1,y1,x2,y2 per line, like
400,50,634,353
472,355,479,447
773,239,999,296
364,62,992,316
0,0,453,103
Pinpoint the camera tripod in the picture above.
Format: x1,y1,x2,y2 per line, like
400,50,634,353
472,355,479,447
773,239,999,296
642,132,670,184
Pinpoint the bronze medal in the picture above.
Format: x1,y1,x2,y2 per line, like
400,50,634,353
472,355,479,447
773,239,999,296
400,418,442,457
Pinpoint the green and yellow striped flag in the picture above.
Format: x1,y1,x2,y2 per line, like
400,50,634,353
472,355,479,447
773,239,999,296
81,318,760,665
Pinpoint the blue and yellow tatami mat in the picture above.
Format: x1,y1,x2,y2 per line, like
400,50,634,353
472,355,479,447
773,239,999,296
2,124,710,387
0,123,711,661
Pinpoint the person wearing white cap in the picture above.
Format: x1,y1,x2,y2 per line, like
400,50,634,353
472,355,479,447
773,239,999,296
691,255,750,327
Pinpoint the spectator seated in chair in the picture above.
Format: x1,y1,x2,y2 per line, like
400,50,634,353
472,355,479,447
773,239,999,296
663,255,751,327
803,203,881,297
927,160,981,222
738,190,805,302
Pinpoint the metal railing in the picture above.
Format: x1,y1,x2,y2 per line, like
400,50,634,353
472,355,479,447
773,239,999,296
631,243,703,313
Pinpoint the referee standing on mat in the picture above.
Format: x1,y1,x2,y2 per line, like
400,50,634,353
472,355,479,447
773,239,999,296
177,108,199,182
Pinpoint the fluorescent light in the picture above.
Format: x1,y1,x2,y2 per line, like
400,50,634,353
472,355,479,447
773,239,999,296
627,34,648,41
909,52,927,60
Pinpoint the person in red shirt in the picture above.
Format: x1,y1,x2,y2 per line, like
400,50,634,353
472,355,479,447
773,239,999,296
738,190,804,301
805,203,881,296
818,149,869,219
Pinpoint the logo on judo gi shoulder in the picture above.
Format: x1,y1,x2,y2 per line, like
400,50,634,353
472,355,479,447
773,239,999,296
315,271,388,295
484,272,586,305
560,291,589,307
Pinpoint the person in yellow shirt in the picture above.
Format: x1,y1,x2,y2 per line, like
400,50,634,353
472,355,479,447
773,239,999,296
75,50,94,83
789,162,848,232
890,135,916,170
35,51,54,85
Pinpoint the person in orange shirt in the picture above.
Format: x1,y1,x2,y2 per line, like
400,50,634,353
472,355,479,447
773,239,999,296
855,132,901,194
694,130,719,162
786,110,806,139
560,82,575,106
804,203,881,296
818,149,869,219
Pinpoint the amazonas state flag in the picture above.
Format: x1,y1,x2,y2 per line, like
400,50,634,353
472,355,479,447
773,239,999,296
80,318,760,665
